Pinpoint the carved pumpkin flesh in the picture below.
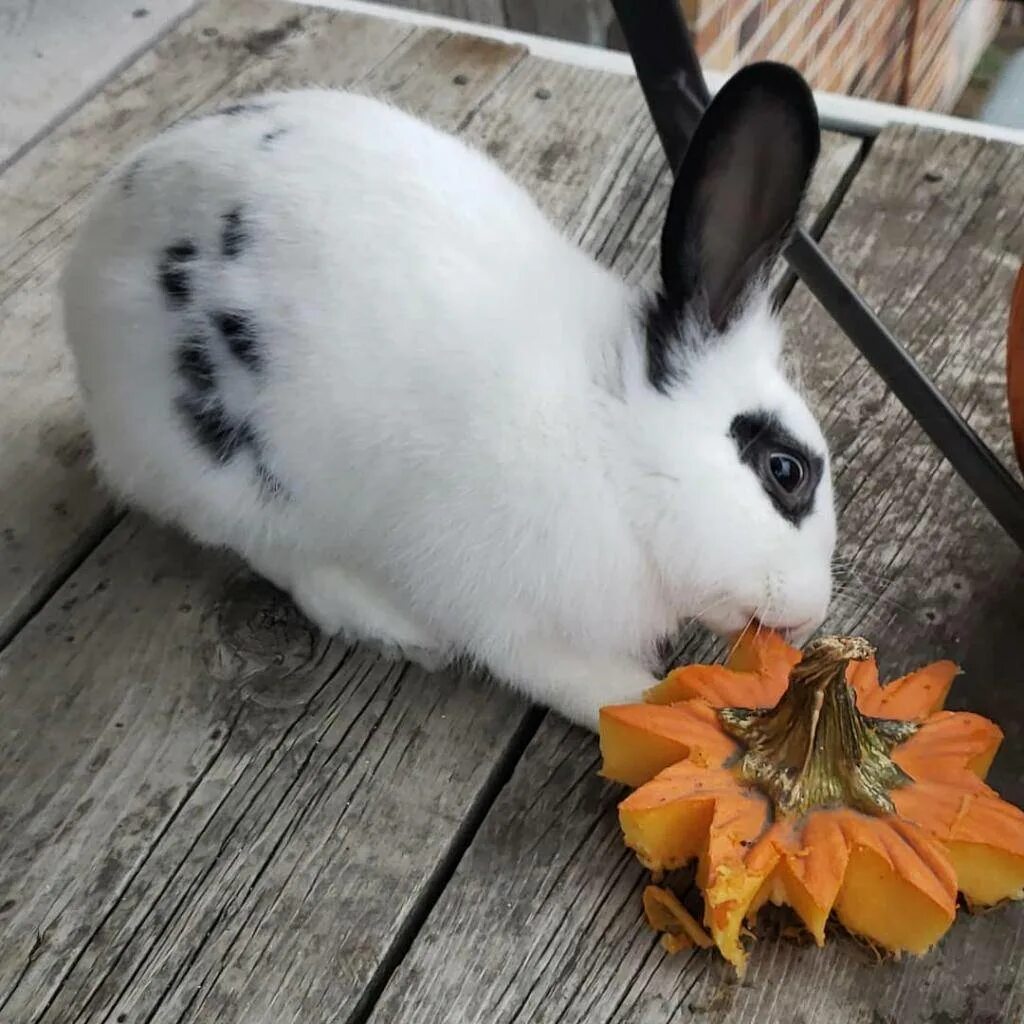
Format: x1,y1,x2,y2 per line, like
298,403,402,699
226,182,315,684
599,630,1024,973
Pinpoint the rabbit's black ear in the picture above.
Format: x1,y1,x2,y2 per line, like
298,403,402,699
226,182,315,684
659,62,819,334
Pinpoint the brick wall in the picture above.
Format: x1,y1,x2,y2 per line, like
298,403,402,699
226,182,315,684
684,0,1004,111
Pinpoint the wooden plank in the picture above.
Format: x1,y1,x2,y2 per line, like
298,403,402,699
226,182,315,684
364,126,1024,1024
0,519,531,1024
0,0,198,170
0,7,734,1024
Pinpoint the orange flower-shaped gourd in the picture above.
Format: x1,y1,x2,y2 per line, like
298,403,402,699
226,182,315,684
599,630,1024,974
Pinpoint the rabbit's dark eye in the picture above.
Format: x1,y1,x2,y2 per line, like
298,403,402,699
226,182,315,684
769,452,805,493
730,411,824,526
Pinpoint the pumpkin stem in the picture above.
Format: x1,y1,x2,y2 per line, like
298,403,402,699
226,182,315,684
718,636,918,817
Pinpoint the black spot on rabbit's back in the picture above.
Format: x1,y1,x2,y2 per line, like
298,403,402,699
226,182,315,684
158,241,198,307
221,206,249,259
166,240,198,262
212,310,261,372
260,127,288,148
176,393,255,464
176,334,217,392
255,460,288,500
159,266,190,306
174,391,288,500
217,102,271,117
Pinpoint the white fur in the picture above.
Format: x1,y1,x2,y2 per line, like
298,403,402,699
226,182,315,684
60,88,835,729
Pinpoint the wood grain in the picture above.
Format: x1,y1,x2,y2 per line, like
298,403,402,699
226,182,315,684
0,519,531,1024
365,127,1024,1024
0,0,199,169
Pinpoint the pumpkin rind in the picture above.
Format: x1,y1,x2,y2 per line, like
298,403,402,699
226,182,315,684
602,628,1024,973
892,711,1003,780
599,701,738,789
854,661,959,720
725,628,802,679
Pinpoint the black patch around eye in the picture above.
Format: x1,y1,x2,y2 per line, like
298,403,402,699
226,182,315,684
212,310,261,372
176,334,216,392
221,206,249,259
158,241,198,307
260,126,288,148
176,394,255,464
730,411,824,526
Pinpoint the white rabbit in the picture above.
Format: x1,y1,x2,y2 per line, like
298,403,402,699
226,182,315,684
61,63,835,730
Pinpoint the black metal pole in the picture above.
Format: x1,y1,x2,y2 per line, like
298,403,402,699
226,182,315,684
610,0,1024,550
607,0,709,174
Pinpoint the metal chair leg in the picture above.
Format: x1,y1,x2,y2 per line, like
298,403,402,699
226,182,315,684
610,0,1024,551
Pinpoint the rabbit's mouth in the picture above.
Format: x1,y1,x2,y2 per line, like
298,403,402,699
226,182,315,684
702,607,819,650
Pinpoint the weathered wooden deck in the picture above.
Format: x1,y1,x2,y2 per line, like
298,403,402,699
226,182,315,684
1,2,1022,1022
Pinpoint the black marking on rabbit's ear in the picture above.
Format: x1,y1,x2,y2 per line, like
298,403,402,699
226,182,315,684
212,310,261,372
158,241,198,307
260,126,288,148
176,334,217,392
653,62,819,383
730,411,823,526
221,206,249,259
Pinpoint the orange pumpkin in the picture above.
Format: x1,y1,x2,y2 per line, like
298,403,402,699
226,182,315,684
599,629,1024,974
